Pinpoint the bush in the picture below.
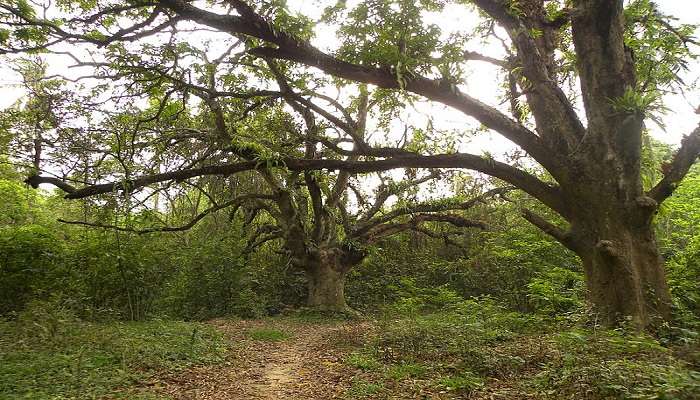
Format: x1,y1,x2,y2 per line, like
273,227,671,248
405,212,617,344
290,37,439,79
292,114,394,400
527,267,584,316
383,277,463,315
532,329,700,399
374,297,537,364
0,224,65,315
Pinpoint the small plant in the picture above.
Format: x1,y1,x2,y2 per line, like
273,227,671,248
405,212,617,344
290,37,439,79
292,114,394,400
345,378,384,398
609,87,669,127
438,371,485,393
387,362,427,380
247,328,290,342
345,351,381,371
17,298,76,347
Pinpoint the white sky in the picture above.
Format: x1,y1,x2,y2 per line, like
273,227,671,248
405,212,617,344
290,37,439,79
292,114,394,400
1,0,698,153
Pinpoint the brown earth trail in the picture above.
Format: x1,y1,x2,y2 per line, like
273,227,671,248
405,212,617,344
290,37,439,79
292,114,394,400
151,319,370,399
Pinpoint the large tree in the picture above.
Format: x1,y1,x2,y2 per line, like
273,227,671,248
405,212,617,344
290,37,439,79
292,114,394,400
2,0,699,328
4,45,505,311
225,88,505,311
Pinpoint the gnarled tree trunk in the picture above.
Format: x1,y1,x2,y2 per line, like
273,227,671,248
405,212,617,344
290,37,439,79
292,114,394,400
306,262,349,311
303,248,362,312
573,220,671,328
562,175,673,328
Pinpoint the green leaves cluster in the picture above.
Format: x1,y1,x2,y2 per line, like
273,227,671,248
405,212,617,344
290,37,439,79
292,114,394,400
326,0,445,77
625,0,698,93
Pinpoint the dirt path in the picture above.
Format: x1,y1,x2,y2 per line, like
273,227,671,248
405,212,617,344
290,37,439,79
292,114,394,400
151,318,372,399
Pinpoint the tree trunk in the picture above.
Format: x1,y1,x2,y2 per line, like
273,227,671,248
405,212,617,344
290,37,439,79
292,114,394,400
306,258,349,312
572,214,672,329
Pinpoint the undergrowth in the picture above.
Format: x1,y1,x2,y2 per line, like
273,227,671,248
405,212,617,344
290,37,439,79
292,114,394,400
0,301,226,399
342,290,700,399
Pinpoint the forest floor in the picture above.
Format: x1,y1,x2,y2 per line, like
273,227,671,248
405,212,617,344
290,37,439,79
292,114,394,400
135,315,699,400
147,318,374,399
2,313,696,399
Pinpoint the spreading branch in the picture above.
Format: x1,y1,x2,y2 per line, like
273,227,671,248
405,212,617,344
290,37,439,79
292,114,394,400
57,193,275,234
647,124,700,203
26,152,566,215
156,0,557,174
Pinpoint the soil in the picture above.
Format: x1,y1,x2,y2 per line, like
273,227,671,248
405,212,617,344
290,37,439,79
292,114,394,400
148,318,373,399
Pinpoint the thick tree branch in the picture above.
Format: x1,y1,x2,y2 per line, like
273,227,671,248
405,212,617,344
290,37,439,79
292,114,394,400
156,0,557,174
520,208,577,252
462,50,508,67
472,0,586,155
27,151,567,216
363,213,487,245
647,124,700,203
359,171,441,223
355,187,511,237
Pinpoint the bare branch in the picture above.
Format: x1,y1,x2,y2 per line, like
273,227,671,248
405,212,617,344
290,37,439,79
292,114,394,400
363,213,487,245
27,151,566,216
647,123,700,203
356,186,511,237
57,193,275,234
520,208,577,252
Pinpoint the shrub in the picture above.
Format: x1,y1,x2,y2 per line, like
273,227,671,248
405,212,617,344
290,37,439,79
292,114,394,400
531,329,700,399
0,224,65,315
526,267,584,316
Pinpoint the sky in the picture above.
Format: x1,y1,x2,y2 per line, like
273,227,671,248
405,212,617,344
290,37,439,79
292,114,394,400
1,0,698,155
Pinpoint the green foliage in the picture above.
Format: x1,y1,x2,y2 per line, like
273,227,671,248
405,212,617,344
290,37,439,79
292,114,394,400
624,0,698,93
345,351,381,371
355,300,698,399
0,312,226,399
248,327,291,342
527,267,584,316
609,87,669,127
666,235,700,323
531,329,699,399
0,224,64,314
0,179,34,225
161,226,266,320
374,298,537,365
657,166,700,321
329,0,444,75
385,277,464,315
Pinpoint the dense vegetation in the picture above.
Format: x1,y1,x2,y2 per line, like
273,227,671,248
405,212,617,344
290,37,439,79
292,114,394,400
1,158,698,398
0,0,699,398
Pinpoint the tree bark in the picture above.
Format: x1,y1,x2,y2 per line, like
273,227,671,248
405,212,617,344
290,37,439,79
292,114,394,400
569,203,672,329
292,241,368,312
306,259,349,312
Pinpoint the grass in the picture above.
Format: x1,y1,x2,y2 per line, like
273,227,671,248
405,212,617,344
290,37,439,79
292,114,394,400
438,372,485,393
339,298,700,399
387,362,427,380
345,351,381,371
345,378,384,398
0,318,227,399
247,327,291,341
